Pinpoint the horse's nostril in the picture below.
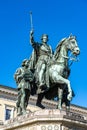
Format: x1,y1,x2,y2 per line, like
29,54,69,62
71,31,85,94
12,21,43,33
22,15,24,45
75,47,80,54
73,48,80,55
77,49,80,54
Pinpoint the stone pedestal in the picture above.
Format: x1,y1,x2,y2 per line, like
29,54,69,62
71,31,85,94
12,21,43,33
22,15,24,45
1,109,87,130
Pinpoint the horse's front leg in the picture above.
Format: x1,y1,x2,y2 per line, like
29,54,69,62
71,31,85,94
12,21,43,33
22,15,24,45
51,73,72,101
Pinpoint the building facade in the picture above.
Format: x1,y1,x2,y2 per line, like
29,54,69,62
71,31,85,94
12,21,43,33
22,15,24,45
0,85,87,130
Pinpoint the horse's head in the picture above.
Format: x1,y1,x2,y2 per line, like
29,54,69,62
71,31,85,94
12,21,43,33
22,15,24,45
54,34,80,61
66,35,80,56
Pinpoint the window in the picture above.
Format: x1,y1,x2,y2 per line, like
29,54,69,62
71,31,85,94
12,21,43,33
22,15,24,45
5,109,11,120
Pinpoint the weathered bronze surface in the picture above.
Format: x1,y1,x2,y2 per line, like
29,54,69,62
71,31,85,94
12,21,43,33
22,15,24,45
14,29,80,115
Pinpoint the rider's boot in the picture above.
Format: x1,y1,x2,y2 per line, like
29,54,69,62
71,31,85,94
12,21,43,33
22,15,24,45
36,93,45,109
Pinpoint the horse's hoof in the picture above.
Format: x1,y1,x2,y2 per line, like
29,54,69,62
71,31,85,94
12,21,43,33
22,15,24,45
67,92,72,101
67,95,72,101
36,103,45,109
57,105,62,110
66,106,70,111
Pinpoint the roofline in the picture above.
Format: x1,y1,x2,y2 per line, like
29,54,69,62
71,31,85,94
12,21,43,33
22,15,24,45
0,84,87,110
0,84,17,91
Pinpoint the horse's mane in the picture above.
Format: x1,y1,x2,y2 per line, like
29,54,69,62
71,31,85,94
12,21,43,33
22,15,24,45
54,38,66,59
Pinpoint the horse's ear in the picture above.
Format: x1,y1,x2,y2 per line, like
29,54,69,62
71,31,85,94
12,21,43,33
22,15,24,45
69,33,73,38
69,33,76,39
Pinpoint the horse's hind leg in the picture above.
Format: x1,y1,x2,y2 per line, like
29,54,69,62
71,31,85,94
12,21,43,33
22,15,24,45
57,87,63,110
65,99,70,111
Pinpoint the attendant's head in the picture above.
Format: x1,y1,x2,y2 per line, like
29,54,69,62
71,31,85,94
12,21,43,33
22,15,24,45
22,59,30,68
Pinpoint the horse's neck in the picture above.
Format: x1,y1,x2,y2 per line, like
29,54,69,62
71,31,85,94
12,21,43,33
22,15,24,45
57,45,68,66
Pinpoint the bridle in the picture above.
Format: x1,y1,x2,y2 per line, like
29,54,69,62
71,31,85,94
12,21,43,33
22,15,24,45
62,38,80,67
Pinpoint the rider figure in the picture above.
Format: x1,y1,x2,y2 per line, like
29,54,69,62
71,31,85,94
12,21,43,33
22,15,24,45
30,30,53,93
14,59,34,115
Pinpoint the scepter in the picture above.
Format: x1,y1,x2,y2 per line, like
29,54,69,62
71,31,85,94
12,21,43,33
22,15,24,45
30,11,34,31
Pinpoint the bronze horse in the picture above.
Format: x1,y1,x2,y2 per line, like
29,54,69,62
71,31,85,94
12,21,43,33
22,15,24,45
31,35,80,109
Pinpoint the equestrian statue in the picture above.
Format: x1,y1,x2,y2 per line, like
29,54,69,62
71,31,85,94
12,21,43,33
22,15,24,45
29,30,80,110
14,12,80,115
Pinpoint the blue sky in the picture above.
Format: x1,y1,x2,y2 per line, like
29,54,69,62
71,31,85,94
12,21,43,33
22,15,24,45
0,0,87,108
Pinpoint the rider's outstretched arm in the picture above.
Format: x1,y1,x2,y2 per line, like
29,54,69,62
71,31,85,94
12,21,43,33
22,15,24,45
30,30,39,50
30,30,34,45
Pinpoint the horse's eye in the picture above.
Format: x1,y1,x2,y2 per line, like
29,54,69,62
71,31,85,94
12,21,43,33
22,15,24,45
71,41,75,44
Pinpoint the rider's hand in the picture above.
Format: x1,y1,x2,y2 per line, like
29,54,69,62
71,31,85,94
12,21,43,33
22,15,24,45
30,29,34,36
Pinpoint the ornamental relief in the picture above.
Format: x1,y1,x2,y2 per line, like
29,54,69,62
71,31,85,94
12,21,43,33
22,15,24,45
41,125,59,130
